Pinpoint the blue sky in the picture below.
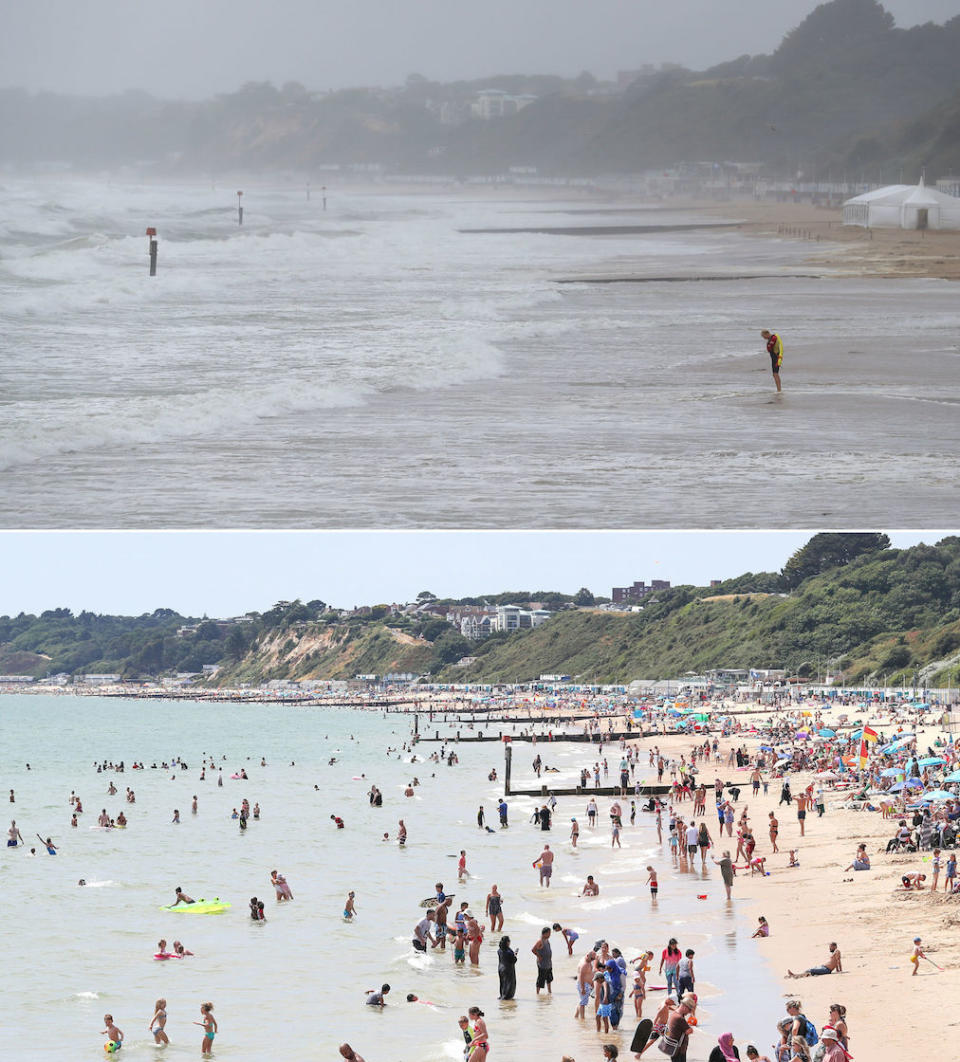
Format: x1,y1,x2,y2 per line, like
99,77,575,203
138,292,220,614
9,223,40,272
0,531,941,617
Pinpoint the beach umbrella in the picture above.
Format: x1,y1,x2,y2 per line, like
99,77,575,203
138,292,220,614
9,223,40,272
881,767,905,778
917,757,945,768
814,771,839,780
921,790,955,802
943,771,960,784
775,756,792,766
818,728,836,738
905,778,925,789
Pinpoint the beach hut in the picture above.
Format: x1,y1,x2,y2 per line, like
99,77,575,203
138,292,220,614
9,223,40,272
843,178,960,230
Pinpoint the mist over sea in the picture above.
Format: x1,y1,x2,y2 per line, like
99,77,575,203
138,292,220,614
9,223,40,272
1,177,957,527
0,695,783,1061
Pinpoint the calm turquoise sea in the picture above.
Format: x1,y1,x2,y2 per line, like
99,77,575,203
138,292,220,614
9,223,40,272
0,695,782,1061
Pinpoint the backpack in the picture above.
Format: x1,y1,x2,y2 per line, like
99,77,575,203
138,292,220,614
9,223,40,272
800,1014,818,1047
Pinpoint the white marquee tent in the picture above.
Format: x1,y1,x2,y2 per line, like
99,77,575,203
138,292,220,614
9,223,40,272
843,178,960,230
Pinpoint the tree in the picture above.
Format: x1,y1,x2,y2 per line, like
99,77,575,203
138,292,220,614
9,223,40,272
416,590,437,601
226,626,250,661
781,533,891,589
573,587,596,606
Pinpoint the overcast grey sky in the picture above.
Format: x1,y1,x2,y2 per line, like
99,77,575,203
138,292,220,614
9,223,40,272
2,0,957,99
0,531,940,617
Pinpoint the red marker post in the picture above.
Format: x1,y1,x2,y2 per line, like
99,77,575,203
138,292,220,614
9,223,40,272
146,227,158,276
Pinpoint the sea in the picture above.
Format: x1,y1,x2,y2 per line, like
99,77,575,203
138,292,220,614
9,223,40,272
0,694,784,1062
1,176,958,528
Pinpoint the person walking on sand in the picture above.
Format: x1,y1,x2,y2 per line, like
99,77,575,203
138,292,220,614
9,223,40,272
570,817,580,847
910,937,928,976
761,329,783,392
768,812,779,853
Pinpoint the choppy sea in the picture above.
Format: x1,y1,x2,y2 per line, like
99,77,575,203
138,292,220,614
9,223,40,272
1,177,957,526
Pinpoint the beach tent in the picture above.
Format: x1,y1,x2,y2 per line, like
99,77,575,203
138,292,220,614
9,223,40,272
843,178,960,230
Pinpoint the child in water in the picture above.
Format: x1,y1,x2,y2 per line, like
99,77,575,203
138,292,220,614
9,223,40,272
102,1014,123,1050
194,1002,217,1055
453,927,466,965
149,999,169,1045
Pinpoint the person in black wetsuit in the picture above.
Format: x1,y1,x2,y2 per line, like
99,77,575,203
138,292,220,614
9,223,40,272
497,935,517,999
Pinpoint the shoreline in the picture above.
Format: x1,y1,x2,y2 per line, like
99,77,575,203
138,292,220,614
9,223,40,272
694,197,960,282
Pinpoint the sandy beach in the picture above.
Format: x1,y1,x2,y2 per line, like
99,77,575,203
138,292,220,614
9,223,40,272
700,197,960,281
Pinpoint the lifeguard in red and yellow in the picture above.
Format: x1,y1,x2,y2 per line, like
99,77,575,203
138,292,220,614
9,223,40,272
761,329,783,392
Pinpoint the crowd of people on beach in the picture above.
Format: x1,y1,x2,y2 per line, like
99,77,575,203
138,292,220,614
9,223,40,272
8,692,956,1058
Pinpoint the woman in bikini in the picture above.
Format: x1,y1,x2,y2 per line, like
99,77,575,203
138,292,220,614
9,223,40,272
466,1007,489,1061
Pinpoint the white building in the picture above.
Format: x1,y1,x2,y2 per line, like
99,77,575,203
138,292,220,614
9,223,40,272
843,178,960,230
471,89,537,120
492,605,552,633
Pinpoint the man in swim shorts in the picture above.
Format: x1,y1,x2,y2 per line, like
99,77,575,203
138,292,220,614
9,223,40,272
761,329,783,392
787,941,842,977
171,887,195,906
533,926,553,995
535,844,554,886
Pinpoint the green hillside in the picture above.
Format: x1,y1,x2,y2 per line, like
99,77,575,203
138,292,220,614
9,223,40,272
438,537,960,685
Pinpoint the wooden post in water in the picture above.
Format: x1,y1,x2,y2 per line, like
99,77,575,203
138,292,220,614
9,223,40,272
504,743,512,795
237,190,244,226
322,185,327,211
306,180,311,201
146,227,158,276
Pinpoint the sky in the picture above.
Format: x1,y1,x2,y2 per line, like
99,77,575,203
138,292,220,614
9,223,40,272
2,0,958,99
0,531,943,617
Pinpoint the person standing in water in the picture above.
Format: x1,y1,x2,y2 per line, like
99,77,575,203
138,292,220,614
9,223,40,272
761,329,783,392
149,999,169,1045
497,935,517,999
485,884,504,932
195,1002,217,1055
102,1014,123,1051
532,926,553,995
343,891,357,919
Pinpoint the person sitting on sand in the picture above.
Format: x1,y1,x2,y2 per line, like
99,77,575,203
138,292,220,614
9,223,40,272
844,845,870,872
787,942,842,978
